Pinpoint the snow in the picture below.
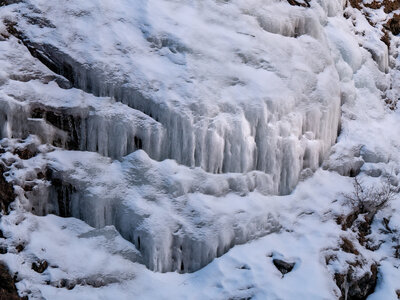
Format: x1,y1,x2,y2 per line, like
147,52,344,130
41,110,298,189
0,0,400,299
1,169,353,300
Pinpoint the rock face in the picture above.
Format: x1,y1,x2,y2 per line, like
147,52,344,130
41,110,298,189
0,162,14,213
0,262,21,300
334,263,378,300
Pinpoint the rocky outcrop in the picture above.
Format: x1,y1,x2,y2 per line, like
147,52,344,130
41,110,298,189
0,162,14,213
326,235,379,300
325,178,399,299
348,0,400,52
0,262,22,300
385,14,400,36
334,263,378,300
31,106,82,150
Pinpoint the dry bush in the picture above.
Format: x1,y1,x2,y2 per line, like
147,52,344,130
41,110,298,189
339,177,398,244
343,177,397,217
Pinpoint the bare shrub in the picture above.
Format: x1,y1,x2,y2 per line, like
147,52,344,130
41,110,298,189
343,177,397,214
341,177,398,231
337,177,399,248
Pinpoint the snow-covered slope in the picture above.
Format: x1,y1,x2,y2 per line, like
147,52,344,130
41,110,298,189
0,0,399,299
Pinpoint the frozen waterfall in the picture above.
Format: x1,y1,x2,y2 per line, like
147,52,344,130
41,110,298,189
0,0,390,274
0,0,345,195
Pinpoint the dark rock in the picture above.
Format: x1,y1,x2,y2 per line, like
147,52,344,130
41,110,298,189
0,0,22,6
14,146,37,160
15,244,24,253
22,14,56,29
0,262,22,300
348,0,362,9
58,279,67,288
55,278,75,290
381,29,391,48
0,246,7,254
49,278,76,290
42,168,76,218
66,281,76,290
12,272,19,283
53,178,74,218
335,263,378,300
31,260,48,274
287,0,310,7
36,172,45,180
23,182,35,192
341,237,360,255
385,14,400,36
272,259,295,275
0,230,4,239
31,106,82,150
0,163,15,213
238,264,251,270
383,0,400,13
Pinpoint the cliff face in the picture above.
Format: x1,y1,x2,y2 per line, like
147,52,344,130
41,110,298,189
0,0,399,299
0,0,346,195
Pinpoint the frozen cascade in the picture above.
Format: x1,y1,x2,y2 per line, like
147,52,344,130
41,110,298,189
0,31,283,272
0,0,392,275
0,36,166,160
16,148,280,273
0,82,166,160
0,0,348,194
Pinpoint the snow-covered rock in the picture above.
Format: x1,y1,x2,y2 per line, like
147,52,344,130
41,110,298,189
0,0,400,298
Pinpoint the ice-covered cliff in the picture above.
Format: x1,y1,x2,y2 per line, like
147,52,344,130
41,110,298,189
0,0,400,298
0,0,347,195
0,0,351,273
0,0,393,270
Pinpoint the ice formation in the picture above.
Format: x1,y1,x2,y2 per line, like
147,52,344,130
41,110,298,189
0,31,282,272
0,36,164,160
30,149,282,273
0,0,346,195
0,0,399,297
